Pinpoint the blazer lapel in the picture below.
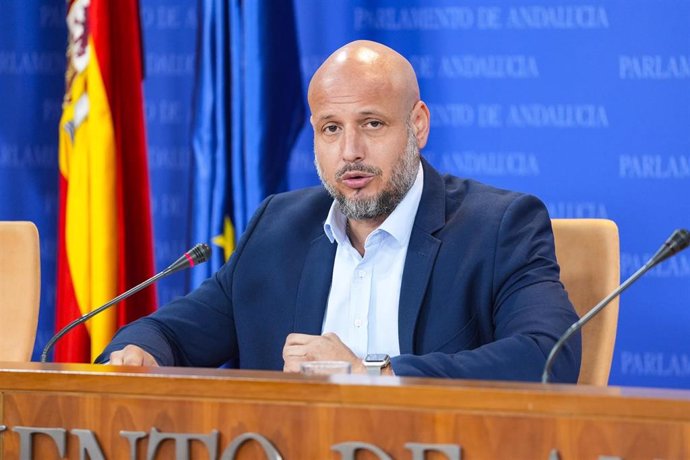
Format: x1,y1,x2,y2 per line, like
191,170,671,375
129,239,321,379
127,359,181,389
398,159,446,354
294,233,336,334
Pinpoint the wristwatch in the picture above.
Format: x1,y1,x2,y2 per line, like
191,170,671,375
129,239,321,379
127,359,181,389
363,354,391,375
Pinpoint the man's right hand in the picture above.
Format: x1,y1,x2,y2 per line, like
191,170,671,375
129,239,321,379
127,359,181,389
108,344,159,367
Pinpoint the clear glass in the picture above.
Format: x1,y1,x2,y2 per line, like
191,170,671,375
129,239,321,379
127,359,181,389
300,360,352,375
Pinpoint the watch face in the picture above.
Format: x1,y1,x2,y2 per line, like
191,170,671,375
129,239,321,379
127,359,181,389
365,354,389,362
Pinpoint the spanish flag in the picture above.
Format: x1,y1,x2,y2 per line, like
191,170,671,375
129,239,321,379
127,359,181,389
56,0,156,363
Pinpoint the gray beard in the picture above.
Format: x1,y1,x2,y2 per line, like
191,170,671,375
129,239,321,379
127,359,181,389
315,127,420,221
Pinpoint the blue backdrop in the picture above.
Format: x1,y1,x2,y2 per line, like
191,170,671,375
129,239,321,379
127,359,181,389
1,0,688,388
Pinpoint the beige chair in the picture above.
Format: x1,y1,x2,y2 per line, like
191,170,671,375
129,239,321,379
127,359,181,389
0,221,41,361
551,219,620,385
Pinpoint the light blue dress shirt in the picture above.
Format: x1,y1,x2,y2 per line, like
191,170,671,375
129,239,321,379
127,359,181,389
322,163,424,358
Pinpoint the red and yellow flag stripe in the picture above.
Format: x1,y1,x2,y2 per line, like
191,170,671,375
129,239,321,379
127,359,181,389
56,0,156,362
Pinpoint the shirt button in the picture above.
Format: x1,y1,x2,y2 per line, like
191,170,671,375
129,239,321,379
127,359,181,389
358,270,366,278
354,319,362,328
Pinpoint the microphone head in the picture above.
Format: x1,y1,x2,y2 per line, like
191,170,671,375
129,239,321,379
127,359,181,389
649,229,690,267
164,243,212,274
188,243,211,265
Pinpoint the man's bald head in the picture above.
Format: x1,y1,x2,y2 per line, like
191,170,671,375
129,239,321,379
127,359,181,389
309,40,431,225
308,40,421,113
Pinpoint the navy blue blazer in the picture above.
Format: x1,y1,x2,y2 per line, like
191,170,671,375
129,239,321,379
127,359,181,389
99,159,581,382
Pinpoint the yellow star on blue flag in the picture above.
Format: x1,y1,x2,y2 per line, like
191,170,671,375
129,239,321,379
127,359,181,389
212,216,235,262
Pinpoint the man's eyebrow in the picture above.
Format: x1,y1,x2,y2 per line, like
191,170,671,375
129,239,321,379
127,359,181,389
315,114,336,122
315,110,384,122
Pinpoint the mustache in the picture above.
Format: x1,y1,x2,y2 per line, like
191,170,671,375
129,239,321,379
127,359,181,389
335,163,382,181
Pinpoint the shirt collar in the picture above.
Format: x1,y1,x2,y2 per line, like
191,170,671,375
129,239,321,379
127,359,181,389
323,162,424,247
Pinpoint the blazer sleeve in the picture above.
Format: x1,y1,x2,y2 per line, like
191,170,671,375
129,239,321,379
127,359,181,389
391,194,582,383
94,195,275,366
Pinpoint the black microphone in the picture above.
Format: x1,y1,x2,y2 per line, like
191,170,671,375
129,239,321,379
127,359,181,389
41,243,211,363
541,229,690,384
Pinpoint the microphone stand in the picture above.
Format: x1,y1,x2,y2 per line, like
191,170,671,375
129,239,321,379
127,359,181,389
541,263,648,384
541,229,690,384
41,243,211,363
41,269,170,363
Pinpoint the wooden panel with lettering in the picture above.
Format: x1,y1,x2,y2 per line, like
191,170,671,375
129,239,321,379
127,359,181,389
1,363,690,459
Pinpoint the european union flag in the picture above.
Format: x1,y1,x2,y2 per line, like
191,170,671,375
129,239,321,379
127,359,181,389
190,0,305,288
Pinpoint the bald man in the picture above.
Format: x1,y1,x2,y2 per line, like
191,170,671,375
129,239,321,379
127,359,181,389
98,41,581,383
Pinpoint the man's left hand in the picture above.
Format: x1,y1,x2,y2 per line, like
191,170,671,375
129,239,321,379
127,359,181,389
282,332,365,373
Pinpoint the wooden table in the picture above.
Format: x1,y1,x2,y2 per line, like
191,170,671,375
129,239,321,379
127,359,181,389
1,362,689,459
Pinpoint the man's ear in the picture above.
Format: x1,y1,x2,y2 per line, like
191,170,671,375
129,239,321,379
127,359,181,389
410,101,431,149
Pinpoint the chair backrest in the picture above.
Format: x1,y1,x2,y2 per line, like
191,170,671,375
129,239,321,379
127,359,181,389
551,219,620,385
0,221,41,361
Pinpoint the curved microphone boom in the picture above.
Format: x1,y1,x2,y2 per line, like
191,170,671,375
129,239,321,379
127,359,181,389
541,229,690,384
41,243,211,363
